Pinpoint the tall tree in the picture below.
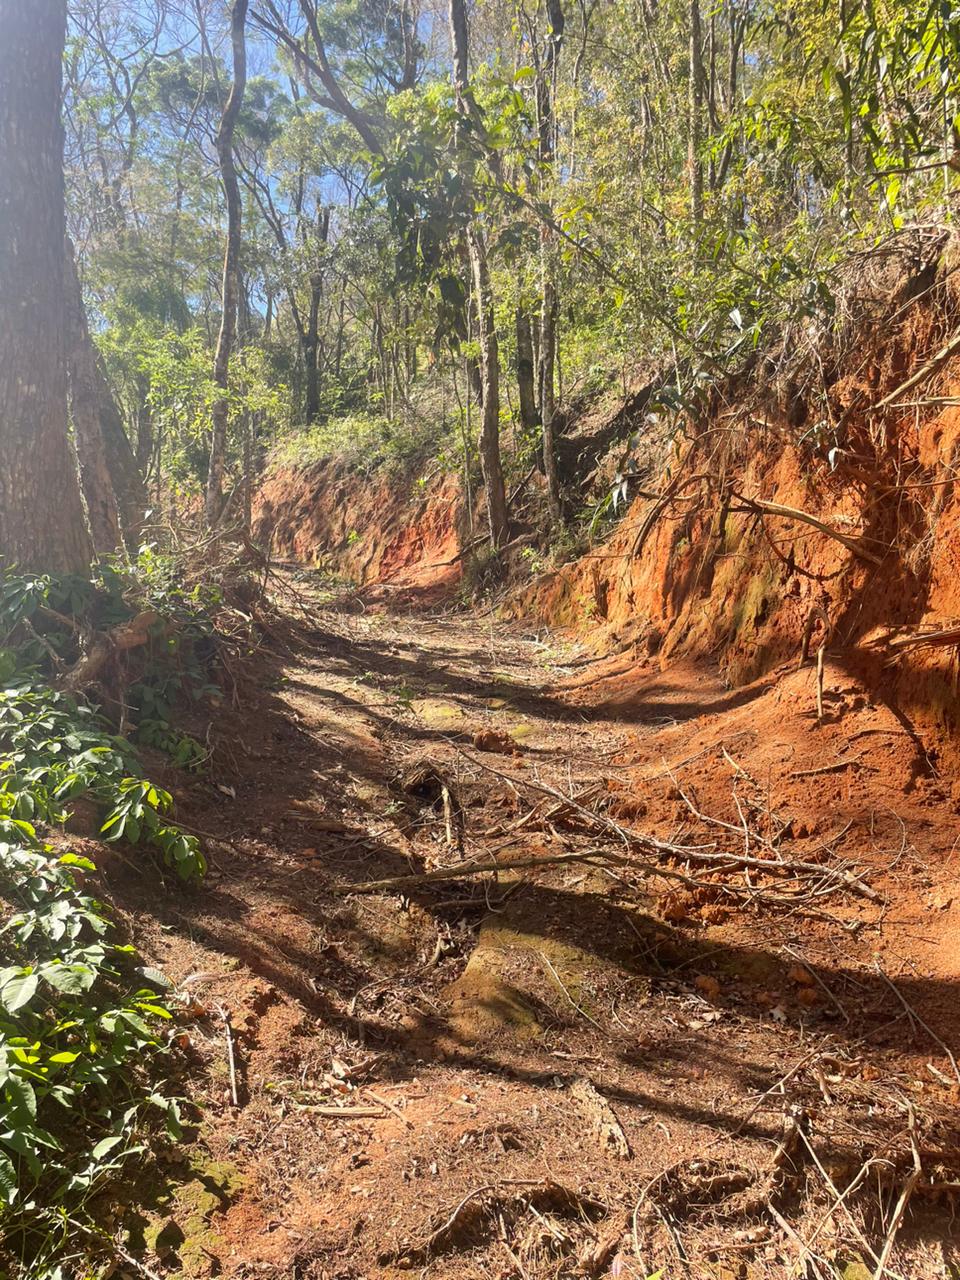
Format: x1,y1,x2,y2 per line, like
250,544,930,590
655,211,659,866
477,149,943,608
206,0,249,526
0,0,92,572
688,0,704,225
449,0,510,548
537,0,565,522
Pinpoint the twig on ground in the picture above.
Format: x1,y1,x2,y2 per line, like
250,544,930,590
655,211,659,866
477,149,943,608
791,757,860,779
876,968,960,1084
216,1004,239,1107
872,1105,922,1280
540,951,606,1033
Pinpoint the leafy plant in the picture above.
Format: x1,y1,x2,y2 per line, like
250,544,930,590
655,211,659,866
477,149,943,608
0,824,180,1274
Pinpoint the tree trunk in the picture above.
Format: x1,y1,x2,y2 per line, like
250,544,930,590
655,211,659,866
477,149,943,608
539,258,561,520
537,0,565,522
94,353,147,550
516,307,540,435
304,273,322,423
206,0,248,527
450,0,509,548
688,0,704,225
64,239,123,556
0,0,92,573
303,205,329,423
467,229,510,548
135,378,153,471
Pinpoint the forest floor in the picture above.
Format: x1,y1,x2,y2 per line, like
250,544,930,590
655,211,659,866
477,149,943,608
104,572,960,1280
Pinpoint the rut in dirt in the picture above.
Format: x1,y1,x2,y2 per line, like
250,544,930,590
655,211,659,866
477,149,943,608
115,575,960,1280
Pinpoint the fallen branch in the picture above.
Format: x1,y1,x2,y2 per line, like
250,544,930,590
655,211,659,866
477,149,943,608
216,1005,239,1108
885,624,960,652
731,494,884,566
333,848,618,894
61,610,160,692
790,757,860,779
872,1106,922,1280
877,969,960,1084
294,1104,388,1118
872,325,960,413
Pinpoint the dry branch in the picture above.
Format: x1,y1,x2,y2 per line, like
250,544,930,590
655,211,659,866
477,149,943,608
731,494,884,566
872,326,960,412
872,1106,922,1280
61,610,160,692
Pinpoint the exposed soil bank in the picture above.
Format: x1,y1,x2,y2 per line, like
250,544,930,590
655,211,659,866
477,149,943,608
510,232,960,779
254,459,468,599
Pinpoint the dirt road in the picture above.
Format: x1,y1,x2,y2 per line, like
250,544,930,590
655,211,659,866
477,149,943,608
114,575,960,1279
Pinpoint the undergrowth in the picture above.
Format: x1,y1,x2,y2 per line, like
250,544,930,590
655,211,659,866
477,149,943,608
0,558,220,1275
268,409,453,477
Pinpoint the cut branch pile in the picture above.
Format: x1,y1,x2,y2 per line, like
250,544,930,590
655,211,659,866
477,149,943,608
337,748,880,921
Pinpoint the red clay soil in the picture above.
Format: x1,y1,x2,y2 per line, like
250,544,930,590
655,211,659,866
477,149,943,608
94,574,960,1280
254,460,467,600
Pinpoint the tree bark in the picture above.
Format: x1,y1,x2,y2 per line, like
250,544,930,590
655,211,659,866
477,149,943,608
539,258,561,520
206,0,248,527
688,0,704,225
303,207,329,423
467,230,510,548
94,353,147,550
516,307,540,434
450,0,509,548
537,0,565,522
64,239,123,556
0,0,92,573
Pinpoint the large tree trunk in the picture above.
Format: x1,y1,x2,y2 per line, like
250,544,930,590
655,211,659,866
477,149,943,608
206,0,248,526
64,239,123,556
450,0,509,548
0,0,92,573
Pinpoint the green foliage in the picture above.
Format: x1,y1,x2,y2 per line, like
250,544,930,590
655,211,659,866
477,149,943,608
268,411,444,476
0,825,180,1274
0,562,220,1271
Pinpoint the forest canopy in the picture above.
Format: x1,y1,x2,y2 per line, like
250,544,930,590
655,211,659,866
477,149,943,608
39,0,960,554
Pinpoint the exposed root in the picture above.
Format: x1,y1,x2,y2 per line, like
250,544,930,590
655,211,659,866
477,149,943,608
383,1179,607,1268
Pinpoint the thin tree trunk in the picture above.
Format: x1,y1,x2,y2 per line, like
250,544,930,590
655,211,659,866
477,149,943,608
135,379,153,471
450,0,509,548
467,228,510,547
304,273,322,422
0,0,92,573
688,0,704,225
64,239,122,556
516,307,540,434
537,0,565,522
303,205,329,422
539,263,561,518
94,353,147,550
206,0,248,527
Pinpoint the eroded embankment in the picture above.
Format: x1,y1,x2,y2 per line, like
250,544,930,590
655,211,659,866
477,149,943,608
514,231,960,776
253,457,468,599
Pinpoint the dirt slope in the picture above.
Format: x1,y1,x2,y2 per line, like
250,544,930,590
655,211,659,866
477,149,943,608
254,459,467,599
102,574,959,1280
